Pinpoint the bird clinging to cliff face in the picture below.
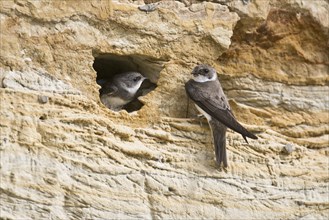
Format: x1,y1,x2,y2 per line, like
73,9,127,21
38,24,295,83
100,72,146,111
185,64,258,167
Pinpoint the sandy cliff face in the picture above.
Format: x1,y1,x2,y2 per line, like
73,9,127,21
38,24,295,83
0,0,328,219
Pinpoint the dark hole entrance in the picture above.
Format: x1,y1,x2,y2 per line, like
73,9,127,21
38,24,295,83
93,53,162,112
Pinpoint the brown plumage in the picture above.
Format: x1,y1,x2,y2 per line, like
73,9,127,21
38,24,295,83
185,64,257,167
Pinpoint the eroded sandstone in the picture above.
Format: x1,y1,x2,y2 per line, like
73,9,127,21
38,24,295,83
0,0,328,219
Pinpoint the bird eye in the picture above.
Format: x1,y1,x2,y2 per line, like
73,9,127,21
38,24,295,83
133,76,141,82
204,69,209,73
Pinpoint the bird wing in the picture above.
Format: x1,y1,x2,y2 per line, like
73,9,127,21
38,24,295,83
185,80,257,141
100,82,118,96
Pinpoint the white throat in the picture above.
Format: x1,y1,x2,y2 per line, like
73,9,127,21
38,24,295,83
124,79,145,94
193,74,217,83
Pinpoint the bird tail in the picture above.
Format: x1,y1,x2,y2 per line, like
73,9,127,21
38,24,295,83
209,120,228,167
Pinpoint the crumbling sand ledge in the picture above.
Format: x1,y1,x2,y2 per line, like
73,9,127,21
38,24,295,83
0,0,328,219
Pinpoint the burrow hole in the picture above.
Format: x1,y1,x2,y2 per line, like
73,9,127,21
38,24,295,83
93,54,163,113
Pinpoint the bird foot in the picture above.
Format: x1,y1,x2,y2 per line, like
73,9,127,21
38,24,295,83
193,114,206,127
197,113,205,119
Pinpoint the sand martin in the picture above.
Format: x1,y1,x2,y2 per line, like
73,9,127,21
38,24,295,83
99,72,146,111
185,64,258,167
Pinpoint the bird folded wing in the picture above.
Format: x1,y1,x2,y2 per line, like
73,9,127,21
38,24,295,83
185,82,257,140
100,83,118,96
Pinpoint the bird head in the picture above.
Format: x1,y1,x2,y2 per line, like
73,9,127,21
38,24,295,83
119,72,146,94
191,64,217,83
